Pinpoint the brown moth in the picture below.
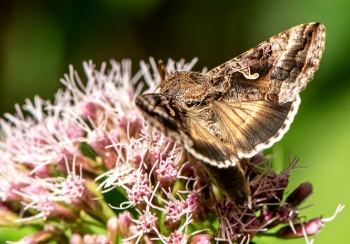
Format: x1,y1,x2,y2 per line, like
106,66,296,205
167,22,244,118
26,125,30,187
135,23,326,207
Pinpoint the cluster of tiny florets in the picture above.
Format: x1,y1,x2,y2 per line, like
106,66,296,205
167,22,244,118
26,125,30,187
0,58,342,244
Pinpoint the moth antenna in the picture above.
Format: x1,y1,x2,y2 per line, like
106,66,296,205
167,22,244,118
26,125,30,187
158,60,171,83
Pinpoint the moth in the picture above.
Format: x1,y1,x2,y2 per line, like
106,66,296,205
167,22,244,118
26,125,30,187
136,23,326,207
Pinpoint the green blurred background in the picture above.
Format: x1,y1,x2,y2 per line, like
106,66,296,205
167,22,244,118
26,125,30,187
1,0,349,243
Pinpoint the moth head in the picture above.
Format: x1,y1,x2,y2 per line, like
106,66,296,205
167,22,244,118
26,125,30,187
159,71,211,109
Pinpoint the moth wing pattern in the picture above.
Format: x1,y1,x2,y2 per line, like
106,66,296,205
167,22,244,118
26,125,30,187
184,97,300,168
205,22,326,104
185,112,233,166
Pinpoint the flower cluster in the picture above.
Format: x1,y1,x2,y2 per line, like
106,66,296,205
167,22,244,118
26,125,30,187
0,58,343,244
